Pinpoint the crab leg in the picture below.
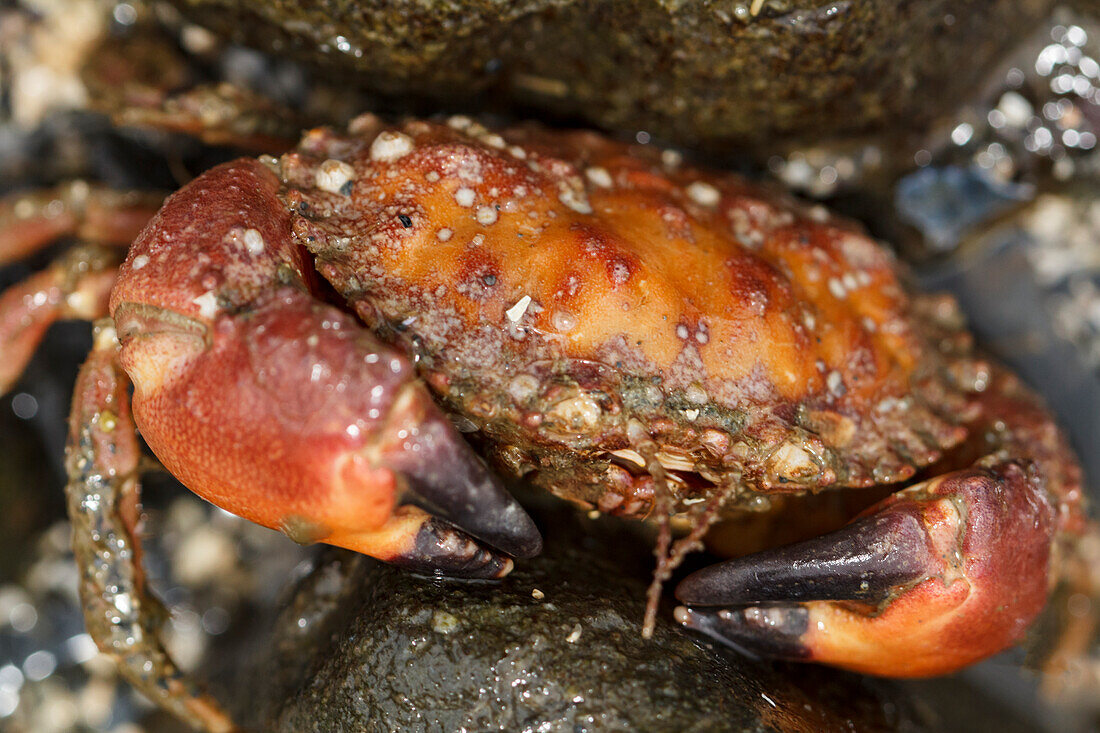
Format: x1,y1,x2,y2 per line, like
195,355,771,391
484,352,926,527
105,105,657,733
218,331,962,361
81,32,305,153
0,184,163,392
0,246,119,393
66,322,234,732
0,183,163,265
676,363,1085,677
111,158,540,576
105,83,304,153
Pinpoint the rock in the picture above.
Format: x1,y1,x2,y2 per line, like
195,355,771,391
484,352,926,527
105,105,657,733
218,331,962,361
172,0,1050,151
244,504,927,732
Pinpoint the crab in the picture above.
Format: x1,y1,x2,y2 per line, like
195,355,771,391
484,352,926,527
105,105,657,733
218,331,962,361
0,113,1089,730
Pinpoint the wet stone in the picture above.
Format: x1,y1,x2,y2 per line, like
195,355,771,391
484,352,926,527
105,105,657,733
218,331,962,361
243,504,928,732
173,0,1050,152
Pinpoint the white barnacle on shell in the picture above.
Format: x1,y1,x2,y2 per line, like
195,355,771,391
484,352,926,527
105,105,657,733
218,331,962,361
242,228,265,255
558,181,593,215
551,310,577,333
191,291,219,320
549,395,602,431
370,131,415,162
827,277,847,299
507,374,540,403
316,159,356,194
686,181,721,207
454,187,476,207
447,115,473,131
476,206,498,225
685,383,709,404
585,166,613,188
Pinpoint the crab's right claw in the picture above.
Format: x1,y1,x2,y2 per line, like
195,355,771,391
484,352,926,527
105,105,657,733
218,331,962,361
112,159,540,580
676,461,1059,677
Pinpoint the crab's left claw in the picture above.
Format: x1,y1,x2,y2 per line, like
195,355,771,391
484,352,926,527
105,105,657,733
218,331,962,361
676,460,1059,677
111,159,541,583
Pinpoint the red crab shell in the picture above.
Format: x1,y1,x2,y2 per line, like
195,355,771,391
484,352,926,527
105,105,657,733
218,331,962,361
234,116,973,517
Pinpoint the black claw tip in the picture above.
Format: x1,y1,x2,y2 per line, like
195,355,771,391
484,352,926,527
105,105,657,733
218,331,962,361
394,518,514,579
386,413,542,559
675,605,812,660
675,507,934,606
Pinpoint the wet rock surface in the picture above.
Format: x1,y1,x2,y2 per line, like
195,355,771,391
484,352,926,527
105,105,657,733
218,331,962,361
245,504,928,732
172,0,1050,151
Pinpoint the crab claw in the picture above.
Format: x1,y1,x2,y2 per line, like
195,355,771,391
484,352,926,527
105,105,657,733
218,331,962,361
676,460,1057,677
111,159,540,578
372,390,543,561
116,291,543,579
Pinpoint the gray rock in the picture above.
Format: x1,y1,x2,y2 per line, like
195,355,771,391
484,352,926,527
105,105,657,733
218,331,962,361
172,0,1050,151
245,505,927,732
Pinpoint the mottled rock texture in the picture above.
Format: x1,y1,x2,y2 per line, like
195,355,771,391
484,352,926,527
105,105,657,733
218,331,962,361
245,505,927,732
173,0,1051,150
